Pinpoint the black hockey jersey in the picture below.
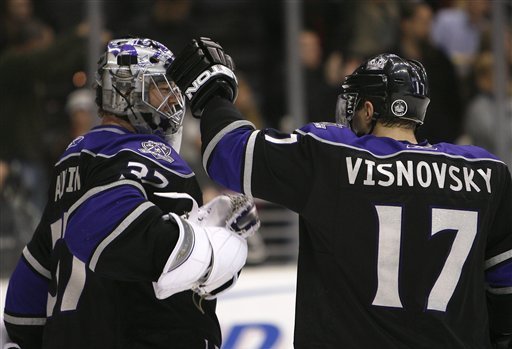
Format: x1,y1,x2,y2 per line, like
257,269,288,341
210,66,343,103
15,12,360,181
200,97,512,349
4,125,221,349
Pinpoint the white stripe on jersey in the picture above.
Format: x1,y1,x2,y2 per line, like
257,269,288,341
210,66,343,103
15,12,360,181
243,130,260,197
264,134,298,144
23,247,51,279
202,120,255,175
485,248,512,269
57,149,196,178
487,286,512,295
89,201,155,271
4,313,46,326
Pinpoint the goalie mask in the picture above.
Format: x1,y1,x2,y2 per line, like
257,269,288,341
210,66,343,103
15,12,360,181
336,53,430,129
96,38,186,136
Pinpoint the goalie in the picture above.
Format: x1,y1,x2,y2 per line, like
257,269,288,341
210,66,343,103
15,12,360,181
2,37,259,349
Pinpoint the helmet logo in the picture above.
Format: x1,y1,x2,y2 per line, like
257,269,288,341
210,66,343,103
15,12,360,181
366,56,388,70
391,99,408,117
345,93,358,116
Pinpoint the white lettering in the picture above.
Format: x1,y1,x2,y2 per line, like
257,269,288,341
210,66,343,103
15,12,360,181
55,172,63,201
377,164,394,187
463,167,480,192
448,166,463,191
432,162,447,189
346,157,362,184
66,167,76,193
344,156,491,194
363,160,376,186
417,161,432,188
54,166,81,201
397,161,414,187
185,64,237,99
477,168,492,193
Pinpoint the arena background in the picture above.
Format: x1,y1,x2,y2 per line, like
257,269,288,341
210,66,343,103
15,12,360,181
0,0,511,348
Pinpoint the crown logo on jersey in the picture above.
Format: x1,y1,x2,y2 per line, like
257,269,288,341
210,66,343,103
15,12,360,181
139,141,174,163
391,99,408,117
66,136,84,150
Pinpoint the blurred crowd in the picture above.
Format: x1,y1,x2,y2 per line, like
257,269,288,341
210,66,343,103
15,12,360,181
1,0,511,274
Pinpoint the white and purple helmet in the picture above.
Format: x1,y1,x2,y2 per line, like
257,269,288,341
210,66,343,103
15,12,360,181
96,38,185,135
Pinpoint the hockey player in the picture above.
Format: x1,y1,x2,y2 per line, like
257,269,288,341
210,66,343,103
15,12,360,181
2,38,259,349
167,38,512,348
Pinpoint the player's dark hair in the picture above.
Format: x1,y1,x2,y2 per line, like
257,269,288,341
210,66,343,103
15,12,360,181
377,115,418,129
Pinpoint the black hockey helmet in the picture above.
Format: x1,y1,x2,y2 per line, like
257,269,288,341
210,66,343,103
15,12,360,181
335,53,430,127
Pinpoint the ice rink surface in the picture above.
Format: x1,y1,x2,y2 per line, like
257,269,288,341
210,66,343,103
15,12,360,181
0,264,297,349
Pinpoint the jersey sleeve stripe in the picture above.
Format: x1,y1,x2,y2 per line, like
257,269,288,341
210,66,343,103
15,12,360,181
5,258,48,317
487,286,512,295
22,247,51,279
3,313,46,326
485,259,512,288
264,134,298,144
89,201,155,271
67,179,147,217
485,249,512,269
203,120,255,175
243,130,260,197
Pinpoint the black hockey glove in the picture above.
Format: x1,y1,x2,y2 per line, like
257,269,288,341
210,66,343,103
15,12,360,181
167,37,238,118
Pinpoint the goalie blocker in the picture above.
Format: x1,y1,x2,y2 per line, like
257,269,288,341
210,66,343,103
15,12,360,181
154,213,248,300
153,193,259,299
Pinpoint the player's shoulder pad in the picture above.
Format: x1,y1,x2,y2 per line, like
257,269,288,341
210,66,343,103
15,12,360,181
125,135,195,176
296,122,356,144
434,142,503,163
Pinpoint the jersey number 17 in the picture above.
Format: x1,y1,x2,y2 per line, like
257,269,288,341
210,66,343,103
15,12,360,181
372,206,478,312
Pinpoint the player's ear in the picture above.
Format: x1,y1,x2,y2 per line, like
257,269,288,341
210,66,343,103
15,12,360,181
363,101,374,122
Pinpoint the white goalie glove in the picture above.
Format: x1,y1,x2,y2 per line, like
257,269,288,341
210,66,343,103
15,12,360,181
153,194,260,300
186,194,260,238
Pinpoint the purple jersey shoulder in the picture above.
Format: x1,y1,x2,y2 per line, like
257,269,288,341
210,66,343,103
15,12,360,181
298,122,501,162
60,126,194,175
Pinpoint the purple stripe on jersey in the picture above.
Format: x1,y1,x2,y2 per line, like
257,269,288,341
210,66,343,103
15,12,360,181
208,127,253,192
65,185,145,263
485,260,512,287
60,126,194,176
299,123,500,161
5,258,48,315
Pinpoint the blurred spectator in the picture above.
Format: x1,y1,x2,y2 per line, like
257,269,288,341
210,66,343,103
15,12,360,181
463,52,512,156
299,30,338,123
36,0,142,35
0,0,54,52
192,0,283,128
0,159,41,277
117,0,198,53
431,0,490,79
393,1,464,143
48,88,98,161
0,24,105,211
346,0,401,59
235,73,265,129
66,88,97,138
